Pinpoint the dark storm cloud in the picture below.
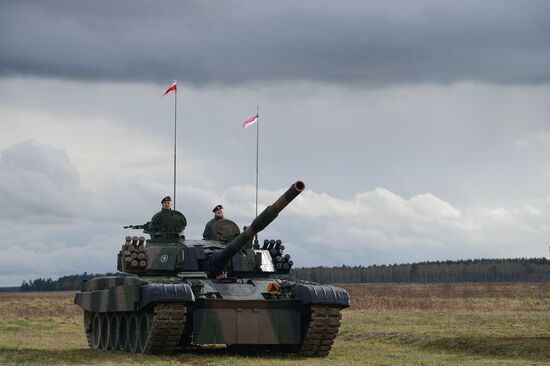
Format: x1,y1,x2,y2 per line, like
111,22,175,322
1,0,549,86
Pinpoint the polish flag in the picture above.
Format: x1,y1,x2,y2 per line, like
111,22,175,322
163,81,177,96
242,114,258,129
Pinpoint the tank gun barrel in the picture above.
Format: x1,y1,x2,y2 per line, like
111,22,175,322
208,180,305,277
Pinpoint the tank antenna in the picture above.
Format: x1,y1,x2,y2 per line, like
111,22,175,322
254,105,260,247
173,81,178,210
255,105,260,217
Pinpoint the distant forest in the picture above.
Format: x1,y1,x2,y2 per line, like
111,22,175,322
292,258,550,284
17,258,550,291
20,273,117,292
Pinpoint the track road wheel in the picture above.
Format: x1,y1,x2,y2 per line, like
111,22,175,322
99,314,111,350
118,314,129,351
91,313,101,350
138,312,154,353
108,314,120,350
127,313,140,353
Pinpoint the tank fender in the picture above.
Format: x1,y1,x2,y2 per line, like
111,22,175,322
139,283,195,309
82,275,146,291
292,283,350,307
74,284,140,313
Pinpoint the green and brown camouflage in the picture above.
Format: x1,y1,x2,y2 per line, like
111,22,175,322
74,181,350,356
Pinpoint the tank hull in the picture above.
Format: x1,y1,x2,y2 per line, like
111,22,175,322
75,275,349,356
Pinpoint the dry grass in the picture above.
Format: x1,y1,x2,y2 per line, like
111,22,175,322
1,283,549,365
344,282,550,311
0,292,80,320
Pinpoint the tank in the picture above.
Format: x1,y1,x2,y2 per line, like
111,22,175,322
74,181,350,356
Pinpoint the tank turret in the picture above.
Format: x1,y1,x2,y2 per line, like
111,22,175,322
207,180,304,276
117,181,304,276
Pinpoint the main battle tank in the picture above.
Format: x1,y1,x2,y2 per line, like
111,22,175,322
74,181,350,356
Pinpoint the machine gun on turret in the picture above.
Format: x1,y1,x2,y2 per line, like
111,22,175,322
123,224,148,230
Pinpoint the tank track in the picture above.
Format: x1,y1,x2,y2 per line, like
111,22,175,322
298,305,342,357
83,303,190,354
143,303,188,353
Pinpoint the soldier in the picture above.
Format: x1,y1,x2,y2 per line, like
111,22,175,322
145,196,187,238
203,204,224,240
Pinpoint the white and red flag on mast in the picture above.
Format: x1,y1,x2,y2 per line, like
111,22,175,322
163,80,177,96
242,114,258,129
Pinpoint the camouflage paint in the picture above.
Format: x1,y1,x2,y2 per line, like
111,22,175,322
192,306,301,344
147,245,179,271
75,284,140,312
82,276,146,291
74,181,351,355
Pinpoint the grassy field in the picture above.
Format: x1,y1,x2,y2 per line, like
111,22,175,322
1,283,549,365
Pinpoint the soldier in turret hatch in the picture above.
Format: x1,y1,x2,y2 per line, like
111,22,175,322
203,204,224,240
144,196,187,239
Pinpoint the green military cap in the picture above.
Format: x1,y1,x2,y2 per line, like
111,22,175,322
161,196,172,203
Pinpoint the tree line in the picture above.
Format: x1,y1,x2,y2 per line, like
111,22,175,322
291,258,550,284
20,272,116,292
19,258,550,291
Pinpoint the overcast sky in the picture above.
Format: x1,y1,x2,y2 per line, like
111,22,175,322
1,0,550,286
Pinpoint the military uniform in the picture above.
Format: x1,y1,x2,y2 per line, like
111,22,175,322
202,216,224,240
203,204,224,240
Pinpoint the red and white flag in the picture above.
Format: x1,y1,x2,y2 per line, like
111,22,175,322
242,114,258,129
163,80,177,96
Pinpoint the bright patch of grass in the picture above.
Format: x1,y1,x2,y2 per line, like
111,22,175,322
0,319,59,332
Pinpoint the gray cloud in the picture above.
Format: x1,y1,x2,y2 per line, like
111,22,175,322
1,138,549,286
1,0,549,86
2,1,550,286
0,139,88,221
2,77,550,208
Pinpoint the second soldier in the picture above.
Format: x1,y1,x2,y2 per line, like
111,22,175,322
203,204,224,240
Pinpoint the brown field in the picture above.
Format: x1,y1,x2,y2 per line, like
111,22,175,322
1,283,549,365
